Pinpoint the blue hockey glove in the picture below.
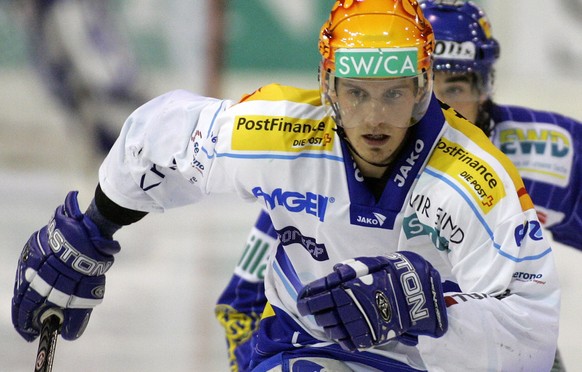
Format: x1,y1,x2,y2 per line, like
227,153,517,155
12,191,120,341
297,251,448,352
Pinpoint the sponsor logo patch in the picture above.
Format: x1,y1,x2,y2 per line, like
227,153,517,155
433,40,476,61
497,123,573,187
235,228,272,281
232,115,335,152
514,220,543,247
277,226,329,261
429,138,505,214
335,48,418,78
253,187,333,222
403,195,465,251
356,212,387,227
513,271,545,284
350,205,393,229
394,139,425,187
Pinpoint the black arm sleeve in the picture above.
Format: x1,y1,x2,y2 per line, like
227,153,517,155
85,184,148,239
93,183,148,226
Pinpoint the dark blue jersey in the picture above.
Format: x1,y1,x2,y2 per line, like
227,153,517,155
490,103,582,250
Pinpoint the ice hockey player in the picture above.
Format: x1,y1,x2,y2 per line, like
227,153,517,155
218,1,577,370
13,1,560,370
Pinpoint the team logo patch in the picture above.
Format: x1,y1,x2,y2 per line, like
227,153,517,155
91,286,105,299
375,291,392,321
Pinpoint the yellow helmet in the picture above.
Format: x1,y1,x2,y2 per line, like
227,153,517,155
319,0,435,126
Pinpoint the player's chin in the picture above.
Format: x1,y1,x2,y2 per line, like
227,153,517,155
361,149,395,166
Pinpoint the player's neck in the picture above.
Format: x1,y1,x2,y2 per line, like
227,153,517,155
356,159,389,179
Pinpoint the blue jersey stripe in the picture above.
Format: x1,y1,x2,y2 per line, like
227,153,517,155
273,247,303,300
203,147,344,162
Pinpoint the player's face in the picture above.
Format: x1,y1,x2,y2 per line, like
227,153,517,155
336,77,414,177
433,71,485,123
336,77,418,129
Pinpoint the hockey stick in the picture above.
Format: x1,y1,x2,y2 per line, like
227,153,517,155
34,309,63,372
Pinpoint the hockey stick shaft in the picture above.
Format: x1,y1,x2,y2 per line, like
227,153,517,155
34,309,63,372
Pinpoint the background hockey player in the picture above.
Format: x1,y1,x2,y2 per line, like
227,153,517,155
12,0,560,370
216,0,576,370
20,0,148,155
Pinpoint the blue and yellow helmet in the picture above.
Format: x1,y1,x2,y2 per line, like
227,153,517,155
421,0,500,94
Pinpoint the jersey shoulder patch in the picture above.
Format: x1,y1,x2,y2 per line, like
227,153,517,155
229,85,337,154
430,107,533,213
239,84,321,106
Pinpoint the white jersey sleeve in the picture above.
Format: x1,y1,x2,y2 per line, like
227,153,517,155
412,110,560,370
99,89,236,212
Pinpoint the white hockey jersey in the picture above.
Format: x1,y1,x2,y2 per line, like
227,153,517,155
99,85,560,371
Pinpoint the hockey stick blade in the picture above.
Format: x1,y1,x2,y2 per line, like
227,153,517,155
34,309,63,372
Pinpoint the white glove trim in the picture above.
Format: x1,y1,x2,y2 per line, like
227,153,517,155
28,270,51,297
29,270,103,308
68,295,103,308
343,287,377,343
343,260,371,278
